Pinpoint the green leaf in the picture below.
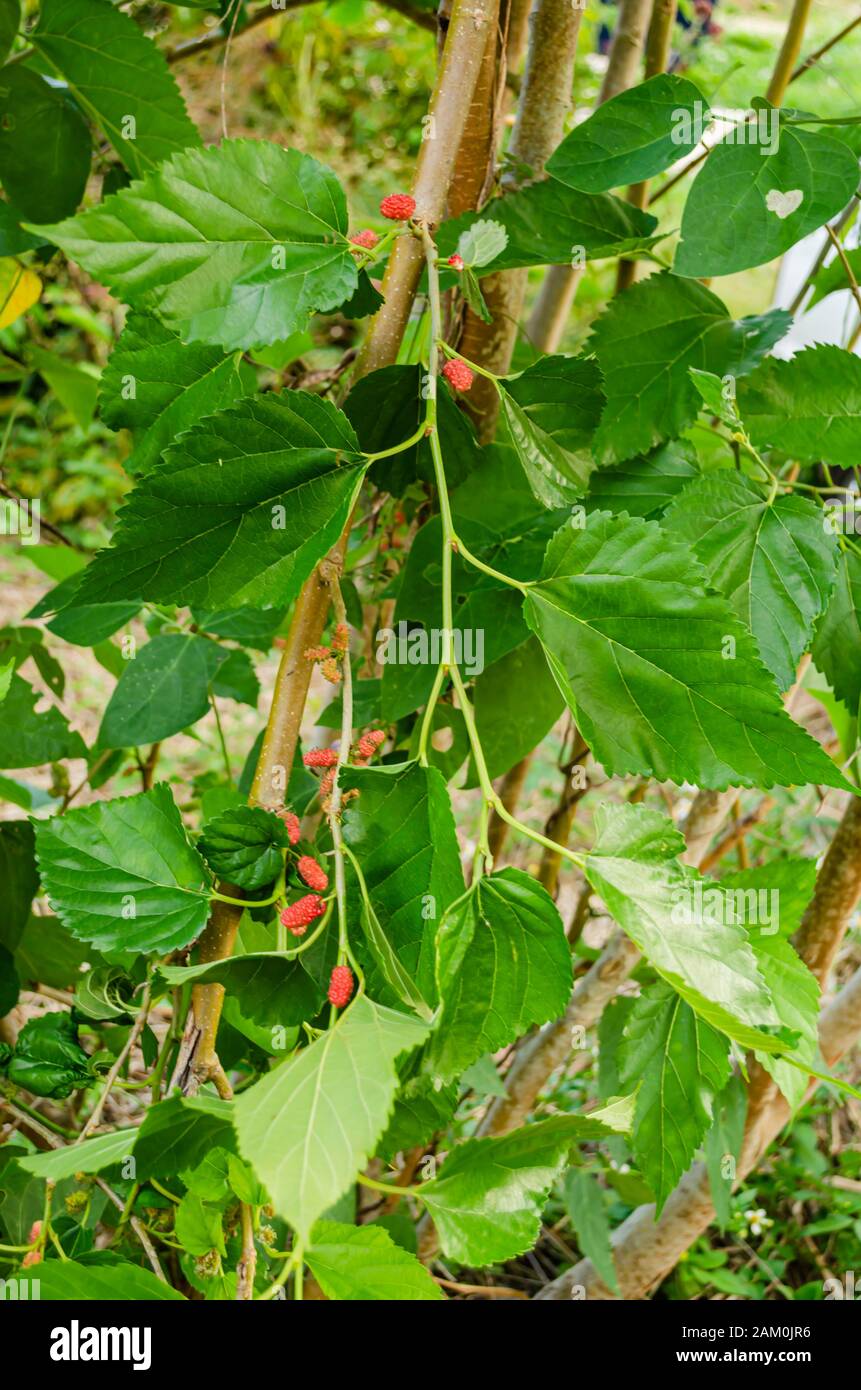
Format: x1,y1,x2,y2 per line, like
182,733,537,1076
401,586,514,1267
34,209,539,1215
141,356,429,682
340,761,464,1005
98,634,229,749
720,858,816,938
663,471,838,691
437,179,659,273
524,511,849,791
70,392,366,610
813,548,861,715
194,604,287,651
456,217,508,268
34,784,212,953
344,362,479,495
548,74,708,192
620,981,731,1213
33,0,200,179
23,1257,185,1300
0,673,86,769
198,806,290,890
74,964,135,1021
378,1076,458,1163
498,355,603,507
470,636,564,783
0,943,18,1015
0,199,43,255
159,951,323,1029
0,67,90,222
743,923,820,1109
35,139,358,350
13,912,96,988
582,803,786,1051
380,500,547,721
736,344,861,472
182,1148,232,1203
705,1074,747,1230
430,869,572,1082
175,1193,225,1257
226,1152,268,1206
133,1094,235,1181
234,995,430,1243
590,272,789,464
7,1010,92,1098
418,1111,627,1266
461,1054,508,1097
585,439,700,518
0,820,39,952
0,0,19,63
0,773,57,813
356,892,433,1023
28,347,100,428
306,1220,443,1301
30,570,139,648
99,313,256,475
562,1168,619,1294
20,1128,137,1181
211,646,259,708
675,122,859,277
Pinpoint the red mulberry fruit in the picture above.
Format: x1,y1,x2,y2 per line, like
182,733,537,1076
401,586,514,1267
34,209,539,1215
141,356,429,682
380,193,416,221
297,855,328,891
328,965,354,1008
303,747,338,769
442,359,474,393
280,895,325,936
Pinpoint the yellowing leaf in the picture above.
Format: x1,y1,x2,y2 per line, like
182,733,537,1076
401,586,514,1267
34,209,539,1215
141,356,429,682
0,258,40,328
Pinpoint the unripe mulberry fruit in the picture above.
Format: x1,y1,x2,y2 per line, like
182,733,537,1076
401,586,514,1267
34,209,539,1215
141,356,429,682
349,229,379,249
280,810,301,845
328,965,354,1008
447,253,465,271
304,645,331,662
297,855,328,891
331,623,349,654
280,895,326,936
303,747,338,768
22,1249,41,1268
442,359,474,393
321,657,342,685
379,193,415,221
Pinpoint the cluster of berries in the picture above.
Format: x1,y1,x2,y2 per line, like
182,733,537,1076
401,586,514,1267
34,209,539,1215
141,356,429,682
276,801,330,936
273,728,386,1013
304,621,349,686
301,727,386,809
348,197,474,394
348,193,416,256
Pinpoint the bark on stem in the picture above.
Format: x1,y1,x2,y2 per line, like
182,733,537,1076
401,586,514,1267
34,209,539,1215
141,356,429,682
525,0,652,351
178,0,498,1093
459,0,586,436
615,0,677,292
487,753,534,861
766,0,816,105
